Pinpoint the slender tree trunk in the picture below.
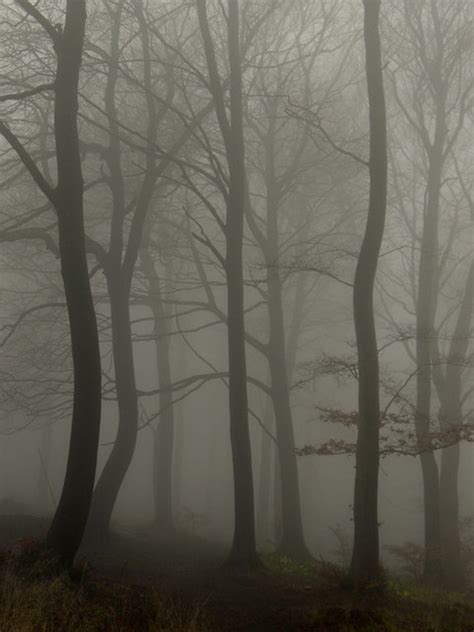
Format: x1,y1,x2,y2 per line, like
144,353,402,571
151,296,174,532
350,0,387,586
226,2,258,567
87,274,138,537
267,291,309,559
415,98,446,584
273,446,282,549
205,419,218,524
139,239,176,532
173,349,186,518
257,399,273,548
196,0,258,567
38,424,55,514
262,127,309,560
44,0,102,564
152,336,174,532
286,270,307,382
438,263,474,587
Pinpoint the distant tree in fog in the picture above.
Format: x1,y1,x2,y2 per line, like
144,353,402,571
386,0,473,585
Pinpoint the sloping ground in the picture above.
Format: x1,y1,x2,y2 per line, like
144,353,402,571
1,552,473,631
0,515,473,631
0,513,49,552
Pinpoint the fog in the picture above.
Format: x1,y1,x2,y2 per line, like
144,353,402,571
0,0,472,629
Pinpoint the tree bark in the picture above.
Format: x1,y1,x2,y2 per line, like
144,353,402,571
43,0,102,563
87,272,138,537
196,0,258,568
350,0,387,586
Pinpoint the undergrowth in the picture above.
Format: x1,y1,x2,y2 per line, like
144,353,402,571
0,553,208,632
0,550,472,631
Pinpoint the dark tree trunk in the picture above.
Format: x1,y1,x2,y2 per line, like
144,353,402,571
226,232,258,566
42,0,102,563
196,0,258,568
87,273,138,537
350,0,387,586
225,0,258,568
86,1,144,538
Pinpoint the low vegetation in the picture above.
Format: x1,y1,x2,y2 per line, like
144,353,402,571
0,550,472,631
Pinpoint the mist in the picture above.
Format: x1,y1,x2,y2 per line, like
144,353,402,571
0,1,472,630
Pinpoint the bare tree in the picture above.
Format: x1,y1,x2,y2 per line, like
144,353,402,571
0,0,102,564
195,0,259,567
351,0,387,586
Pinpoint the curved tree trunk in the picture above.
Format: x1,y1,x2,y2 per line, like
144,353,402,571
0,0,102,565
350,0,387,586
87,274,138,537
42,0,102,563
0,0,104,565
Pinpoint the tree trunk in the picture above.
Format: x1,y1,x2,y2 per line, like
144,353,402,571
151,289,174,532
87,273,138,537
350,0,387,586
438,263,474,588
173,349,186,518
45,0,102,564
139,236,176,532
273,446,282,548
256,399,273,548
38,424,55,514
152,335,175,532
267,290,309,560
196,0,258,568
262,120,310,560
414,91,446,584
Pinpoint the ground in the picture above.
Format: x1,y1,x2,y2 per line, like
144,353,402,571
0,515,473,631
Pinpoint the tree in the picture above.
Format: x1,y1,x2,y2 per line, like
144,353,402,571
139,232,176,532
435,262,474,587
195,0,258,568
350,0,387,586
0,0,102,564
386,0,473,581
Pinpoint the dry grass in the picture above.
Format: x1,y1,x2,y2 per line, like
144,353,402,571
0,555,210,632
0,548,473,631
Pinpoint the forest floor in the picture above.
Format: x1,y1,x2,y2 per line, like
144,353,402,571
0,515,473,631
